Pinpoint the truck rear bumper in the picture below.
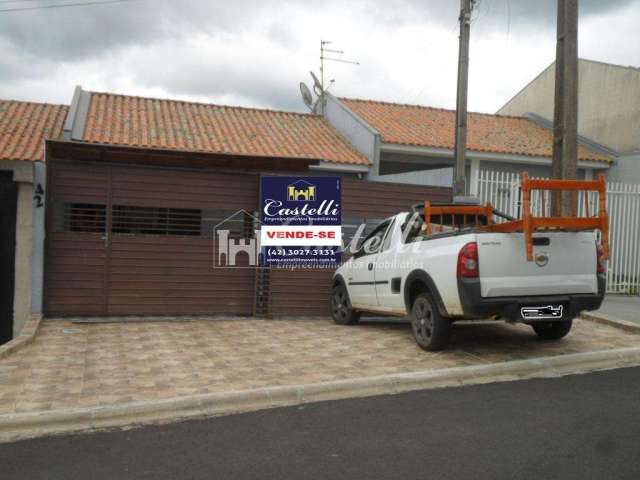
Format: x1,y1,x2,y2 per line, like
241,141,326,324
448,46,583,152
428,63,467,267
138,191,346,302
457,275,606,322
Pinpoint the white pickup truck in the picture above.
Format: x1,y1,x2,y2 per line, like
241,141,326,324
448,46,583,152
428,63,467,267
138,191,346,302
331,210,606,351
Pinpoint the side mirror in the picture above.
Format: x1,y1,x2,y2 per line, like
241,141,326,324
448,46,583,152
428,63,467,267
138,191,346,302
352,246,365,259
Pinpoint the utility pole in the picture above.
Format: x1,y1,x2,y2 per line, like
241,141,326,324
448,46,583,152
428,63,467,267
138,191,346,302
551,0,579,215
453,0,474,199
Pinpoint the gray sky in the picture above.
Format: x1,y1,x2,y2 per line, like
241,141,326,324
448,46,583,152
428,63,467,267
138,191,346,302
0,0,638,113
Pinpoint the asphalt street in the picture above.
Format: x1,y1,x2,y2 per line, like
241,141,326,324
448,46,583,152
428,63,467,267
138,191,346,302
2,366,640,480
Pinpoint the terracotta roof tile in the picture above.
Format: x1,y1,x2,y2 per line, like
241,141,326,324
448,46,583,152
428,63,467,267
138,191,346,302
82,92,370,166
341,98,612,164
0,100,68,162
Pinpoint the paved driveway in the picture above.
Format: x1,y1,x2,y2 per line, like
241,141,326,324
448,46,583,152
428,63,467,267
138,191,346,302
1,317,639,416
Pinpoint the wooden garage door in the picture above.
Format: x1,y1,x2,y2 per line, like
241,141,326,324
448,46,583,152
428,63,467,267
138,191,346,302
45,162,259,316
268,178,451,317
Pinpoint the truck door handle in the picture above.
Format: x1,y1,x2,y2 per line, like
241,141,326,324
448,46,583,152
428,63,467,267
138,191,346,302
368,262,373,271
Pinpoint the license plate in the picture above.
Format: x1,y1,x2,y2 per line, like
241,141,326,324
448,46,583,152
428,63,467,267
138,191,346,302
521,305,563,320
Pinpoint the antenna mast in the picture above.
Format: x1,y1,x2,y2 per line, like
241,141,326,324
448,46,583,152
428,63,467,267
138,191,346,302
320,39,359,93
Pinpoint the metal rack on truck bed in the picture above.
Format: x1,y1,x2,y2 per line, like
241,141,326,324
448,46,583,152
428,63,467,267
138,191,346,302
423,172,610,262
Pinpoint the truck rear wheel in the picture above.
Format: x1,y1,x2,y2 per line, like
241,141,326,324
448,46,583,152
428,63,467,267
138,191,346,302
411,292,451,351
331,284,360,325
532,320,573,340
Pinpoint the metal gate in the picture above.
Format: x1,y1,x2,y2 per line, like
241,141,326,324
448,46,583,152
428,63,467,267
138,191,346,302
44,161,259,316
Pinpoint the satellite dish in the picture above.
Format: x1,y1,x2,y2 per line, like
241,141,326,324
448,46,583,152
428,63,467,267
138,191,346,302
310,71,323,95
299,82,313,109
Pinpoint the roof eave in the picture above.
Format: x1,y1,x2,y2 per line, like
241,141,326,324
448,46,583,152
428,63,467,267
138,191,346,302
47,138,371,171
309,161,370,173
524,112,619,158
380,142,611,168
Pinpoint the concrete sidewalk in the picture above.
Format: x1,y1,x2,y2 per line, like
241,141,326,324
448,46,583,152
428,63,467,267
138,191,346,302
593,295,640,325
2,317,640,441
2,317,640,417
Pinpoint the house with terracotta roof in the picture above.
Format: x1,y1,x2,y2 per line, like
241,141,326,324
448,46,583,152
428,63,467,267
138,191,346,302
320,92,616,195
0,99,67,343
0,83,626,335
0,86,450,329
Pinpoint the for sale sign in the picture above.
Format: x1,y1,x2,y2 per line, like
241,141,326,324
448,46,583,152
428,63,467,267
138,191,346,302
260,176,341,267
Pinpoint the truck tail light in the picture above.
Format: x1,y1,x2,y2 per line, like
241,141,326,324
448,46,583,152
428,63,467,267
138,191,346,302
596,241,606,274
457,242,479,278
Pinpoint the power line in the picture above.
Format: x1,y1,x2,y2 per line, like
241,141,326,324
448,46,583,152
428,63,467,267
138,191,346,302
0,1,58,4
0,0,139,13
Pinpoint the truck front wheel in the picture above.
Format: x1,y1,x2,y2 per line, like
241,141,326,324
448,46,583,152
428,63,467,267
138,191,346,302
411,292,451,351
532,320,573,340
331,284,361,325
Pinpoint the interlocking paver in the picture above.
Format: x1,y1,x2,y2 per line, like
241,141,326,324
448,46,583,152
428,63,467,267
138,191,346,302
1,317,639,415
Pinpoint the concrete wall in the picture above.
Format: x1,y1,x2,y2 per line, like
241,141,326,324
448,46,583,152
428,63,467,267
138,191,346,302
607,153,640,183
0,160,35,338
377,151,598,189
13,183,33,337
498,62,556,122
31,162,46,316
376,168,453,187
321,93,379,174
499,59,640,154
379,152,453,174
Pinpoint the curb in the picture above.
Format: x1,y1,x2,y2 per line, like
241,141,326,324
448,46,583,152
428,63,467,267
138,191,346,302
0,315,42,360
2,345,640,443
579,312,640,334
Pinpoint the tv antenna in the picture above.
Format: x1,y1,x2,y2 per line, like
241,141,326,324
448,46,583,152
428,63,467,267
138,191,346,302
319,39,359,93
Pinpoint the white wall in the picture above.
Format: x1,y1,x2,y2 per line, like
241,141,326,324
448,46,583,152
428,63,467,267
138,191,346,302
376,168,453,187
607,154,640,183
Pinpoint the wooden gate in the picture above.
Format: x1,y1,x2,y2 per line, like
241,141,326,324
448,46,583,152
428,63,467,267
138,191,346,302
45,161,259,316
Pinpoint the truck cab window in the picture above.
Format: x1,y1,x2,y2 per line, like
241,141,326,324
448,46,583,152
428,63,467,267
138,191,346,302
355,220,391,258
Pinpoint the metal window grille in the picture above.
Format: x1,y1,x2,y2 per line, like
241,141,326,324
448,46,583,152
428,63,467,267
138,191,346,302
60,203,107,233
111,205,202,236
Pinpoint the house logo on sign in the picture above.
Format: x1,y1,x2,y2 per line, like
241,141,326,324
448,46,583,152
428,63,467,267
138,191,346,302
212,209,262,268
287,180,316,202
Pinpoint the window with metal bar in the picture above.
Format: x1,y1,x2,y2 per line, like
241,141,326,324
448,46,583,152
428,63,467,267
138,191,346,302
111,205,202,236
54,203,107,233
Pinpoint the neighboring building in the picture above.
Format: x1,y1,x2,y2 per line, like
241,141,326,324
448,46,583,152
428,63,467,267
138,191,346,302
320,93,614,194
39,87,450,320
498,58,640,182
0,100,67,343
